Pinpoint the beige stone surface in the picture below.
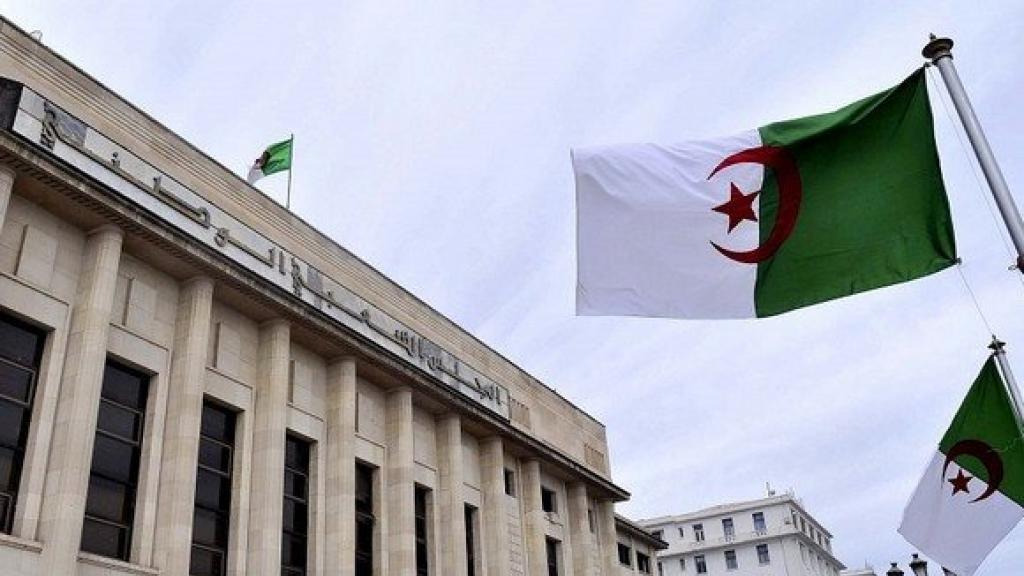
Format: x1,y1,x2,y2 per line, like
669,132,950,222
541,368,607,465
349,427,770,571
247,320,291,576
437,413,467,575
482,437,510,576
152,276,214,574
38,225,123,575
386,388,415,575
325,358,357,576
521,459,547,576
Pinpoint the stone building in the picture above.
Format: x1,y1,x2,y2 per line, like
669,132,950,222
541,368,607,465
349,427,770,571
614,516,667,576
0,17,637,576
640,493,846,576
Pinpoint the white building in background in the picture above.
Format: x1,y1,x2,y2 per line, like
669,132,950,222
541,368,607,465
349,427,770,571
640,492,846,576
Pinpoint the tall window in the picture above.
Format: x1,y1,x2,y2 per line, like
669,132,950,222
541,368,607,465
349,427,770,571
0,315,44,535
678,526,685,538
724,549,737,570
504,468,516,497
415,486,430,576
617,543,632,566
651,530,663,541
190,402,237,576
694,554,706,574
752,511,766,533
355,463,375,576
541,487,557,513
722,517,734,540
465,504,478,576
637,552,651,574
693,523,704,542
282,435,311,576
81,361,150,560
679,557,685,571
757,543,771,565
545,537,560,576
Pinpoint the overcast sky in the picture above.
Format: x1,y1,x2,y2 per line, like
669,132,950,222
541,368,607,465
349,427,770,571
5,1,1024,573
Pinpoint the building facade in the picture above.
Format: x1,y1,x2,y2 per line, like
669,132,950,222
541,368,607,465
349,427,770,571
0,17,635,576
640,494,846,576
614,516,668,576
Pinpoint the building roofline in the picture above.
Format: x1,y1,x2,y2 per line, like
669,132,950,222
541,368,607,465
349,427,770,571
616,515,669,550
638,493,834,539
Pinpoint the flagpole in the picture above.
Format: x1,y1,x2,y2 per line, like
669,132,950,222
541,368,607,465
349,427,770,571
923,35,1024,272
286,133,294,210
989,338,1024,431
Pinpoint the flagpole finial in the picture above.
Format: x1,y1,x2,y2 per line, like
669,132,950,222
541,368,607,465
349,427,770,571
923,35,954,61
989,336,1007,353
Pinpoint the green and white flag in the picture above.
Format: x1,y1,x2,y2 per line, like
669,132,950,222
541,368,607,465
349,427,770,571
572,69,956,319
247,137,293,184
899,358,1024,576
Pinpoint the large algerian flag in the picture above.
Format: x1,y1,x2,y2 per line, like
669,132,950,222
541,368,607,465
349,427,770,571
247,137,293,184
572,68,956,319
899,357,1024,576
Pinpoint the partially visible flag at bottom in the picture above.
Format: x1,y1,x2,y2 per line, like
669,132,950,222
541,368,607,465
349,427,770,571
247,137,293,184
899,358,1024,576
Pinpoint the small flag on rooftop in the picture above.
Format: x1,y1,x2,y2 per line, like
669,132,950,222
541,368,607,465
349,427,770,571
572,68,956,319
247,137,293,185
899,355,1024,576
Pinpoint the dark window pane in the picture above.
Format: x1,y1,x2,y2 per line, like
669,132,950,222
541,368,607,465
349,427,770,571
100,364,147,409
198,439,232,473
282,533,308,568
0,447,17,492
0,362,33,403
284,470,308,500
0,402,28,448
81,518,128,559
195,468,232,511
190,545,225,576
200,405,234,442
0,493,11,533
191,507,229,548
90,434,138,483
285,437,309,470
0,317,43,366
283,498,308,535
84,475,131,523
97,401,142,442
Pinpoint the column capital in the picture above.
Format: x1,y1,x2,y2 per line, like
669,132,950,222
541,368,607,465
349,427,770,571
259,317,291,332
182,275,214,291
86,223,124,240
0,163,15,182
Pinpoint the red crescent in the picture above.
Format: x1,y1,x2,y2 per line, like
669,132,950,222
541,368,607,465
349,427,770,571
943,439,1004,503
708,146,802,264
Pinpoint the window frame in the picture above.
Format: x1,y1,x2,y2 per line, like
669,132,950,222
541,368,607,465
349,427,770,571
80,360,150,562
189,401,238,576
724,549,738,571
617,542,632,567
282,434,312,576
541,486,557,514
355,462,375,576
757,543,771,566
694,554,707,574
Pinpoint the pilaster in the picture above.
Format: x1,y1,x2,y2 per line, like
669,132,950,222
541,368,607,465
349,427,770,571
38,225,124,574
325,358,357,576
247,319,291,576
0,165,14,236
569,483,596,576
386,387,415,575
481,437,510,576
437,413,467,575
521,459,547,576
153,276,215,573
597,500,619,576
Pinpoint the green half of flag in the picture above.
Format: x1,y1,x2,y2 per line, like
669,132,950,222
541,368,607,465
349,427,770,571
260,137,293,176
754,68,957,316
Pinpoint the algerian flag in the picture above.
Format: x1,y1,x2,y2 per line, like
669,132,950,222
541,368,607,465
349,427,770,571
247,137,293,184
899,357,1024,576
572,68,956,319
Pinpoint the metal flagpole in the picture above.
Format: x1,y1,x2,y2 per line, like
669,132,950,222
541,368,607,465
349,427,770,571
923,35,1024,272
990,337,1024,431
286,133,294,210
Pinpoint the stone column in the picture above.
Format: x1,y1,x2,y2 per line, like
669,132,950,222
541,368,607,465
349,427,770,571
325,358,357,576
597,500,619,576
153,276,215,573
568,483,596,576
38,225,123,574
0,165,14,236
481,437,510,576
521,459,548,576
386,388,415,575
247,320,291,576
437,413,467,575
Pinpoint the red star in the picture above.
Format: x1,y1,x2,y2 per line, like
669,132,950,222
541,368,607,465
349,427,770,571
948,469,972,495
712,183,760,233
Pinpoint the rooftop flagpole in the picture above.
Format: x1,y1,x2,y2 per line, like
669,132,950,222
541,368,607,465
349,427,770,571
990,337,1024,432
923,35,1024,272
286,133,294,210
